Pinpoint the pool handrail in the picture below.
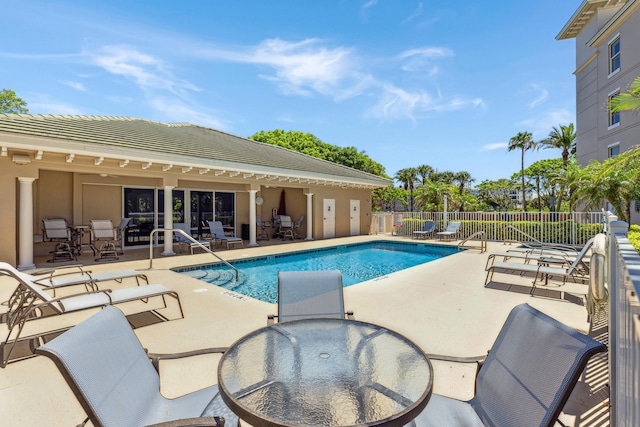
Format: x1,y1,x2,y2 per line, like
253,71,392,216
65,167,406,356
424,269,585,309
457,230,487,252
147,228,239,280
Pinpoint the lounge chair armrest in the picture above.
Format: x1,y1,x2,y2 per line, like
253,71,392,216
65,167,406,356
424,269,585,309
145,416,225,427
148,347,228,372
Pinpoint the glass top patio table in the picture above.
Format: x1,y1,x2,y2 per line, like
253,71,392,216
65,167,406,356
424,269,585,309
217,318,433,427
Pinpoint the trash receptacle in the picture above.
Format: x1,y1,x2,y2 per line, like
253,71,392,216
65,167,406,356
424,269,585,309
241,223,250,240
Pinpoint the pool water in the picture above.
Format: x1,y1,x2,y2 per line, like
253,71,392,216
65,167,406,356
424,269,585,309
176,241,458,303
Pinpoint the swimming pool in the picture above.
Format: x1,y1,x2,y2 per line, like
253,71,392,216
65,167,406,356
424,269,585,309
176,241,458,303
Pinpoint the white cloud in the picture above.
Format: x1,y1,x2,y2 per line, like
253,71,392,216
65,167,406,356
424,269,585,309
362,0,378,10
519,108,574,139
63,81,86,91
402,3,424,24
29,101,84,115
88,45,199,96
397,47,454,73
367,84,484,121
479,142,508,152
528,84,549,108
149,97,226,130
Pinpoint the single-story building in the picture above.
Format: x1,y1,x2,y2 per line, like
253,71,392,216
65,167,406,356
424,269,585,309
0,114,391,268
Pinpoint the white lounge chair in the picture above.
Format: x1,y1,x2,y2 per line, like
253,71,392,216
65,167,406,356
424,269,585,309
484,242,589,270
0,262,183,367
484,238,595,295
173,223,211,254
27,265,148,296
278,215,295,240
208,221,243,249
90,219,120,261
436,221,461,241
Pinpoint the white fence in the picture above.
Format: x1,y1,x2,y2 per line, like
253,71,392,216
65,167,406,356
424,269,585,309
607,217,640,426
372,211,604,245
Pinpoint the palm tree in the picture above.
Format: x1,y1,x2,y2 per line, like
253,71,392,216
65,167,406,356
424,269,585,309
539,123,576,168
508,131,538,211
416,164,434,185
610,76,640,112
394,167,418,211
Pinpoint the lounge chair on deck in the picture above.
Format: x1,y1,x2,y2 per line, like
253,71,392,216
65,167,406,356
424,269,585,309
35,306,236,427
90,219,120,261
268,270,354,324
484,237,595,295
484,242,589,270
413,221,436,240
436,221,461,241
208,221,243,249
412,303,606,427
173,223,211,254
42,218,77,262
0,262,183,367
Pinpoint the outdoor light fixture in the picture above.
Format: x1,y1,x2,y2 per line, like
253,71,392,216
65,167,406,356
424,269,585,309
12,154,31,165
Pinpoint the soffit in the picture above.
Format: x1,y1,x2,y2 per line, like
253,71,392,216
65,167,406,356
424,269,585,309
556,0,626,40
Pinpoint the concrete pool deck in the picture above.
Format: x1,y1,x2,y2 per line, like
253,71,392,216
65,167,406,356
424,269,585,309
0,235,609,426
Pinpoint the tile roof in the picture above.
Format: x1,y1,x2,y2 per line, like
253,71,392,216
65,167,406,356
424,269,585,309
0,114,391,187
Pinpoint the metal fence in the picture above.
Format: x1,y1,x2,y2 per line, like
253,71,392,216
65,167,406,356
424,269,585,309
607,216,640,426
372,211,604,246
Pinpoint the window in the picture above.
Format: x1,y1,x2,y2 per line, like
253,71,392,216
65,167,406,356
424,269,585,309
608,143,620,158
609,91,620,128
609,36,621,75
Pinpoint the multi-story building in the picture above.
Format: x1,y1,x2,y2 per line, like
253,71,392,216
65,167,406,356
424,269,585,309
558,0,640,222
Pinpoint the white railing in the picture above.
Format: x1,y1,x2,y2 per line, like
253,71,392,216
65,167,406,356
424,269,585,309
372,211,604,245
607,217,640,426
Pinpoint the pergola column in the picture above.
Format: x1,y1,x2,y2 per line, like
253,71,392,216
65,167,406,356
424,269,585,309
248,190,258,247
162,185,176,256
17,177,36,270
305,192,314,241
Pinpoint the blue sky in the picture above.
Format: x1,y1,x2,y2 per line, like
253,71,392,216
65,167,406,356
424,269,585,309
1,0,581,184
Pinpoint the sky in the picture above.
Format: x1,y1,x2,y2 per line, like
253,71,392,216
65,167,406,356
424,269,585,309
1,0,582,185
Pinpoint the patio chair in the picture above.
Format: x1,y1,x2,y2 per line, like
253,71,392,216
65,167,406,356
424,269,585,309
413,221,436,240
90,219,120,261
174,222,211,254
484,237,595,295
0,262,183,367
436,221,461,241
278,215,295,240
268,270,354,324
35,306,236,427
412,303,606,427
42,218,77,262
256,216,270,241
484,244,585,270
292,215,304,239
208,221,243,249
115,217,132,254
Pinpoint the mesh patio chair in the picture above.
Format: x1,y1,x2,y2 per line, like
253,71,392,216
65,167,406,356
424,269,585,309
208,221,243,249
173,223,211,254
256,216,270,241
35,306,236,427
292,215,304,239
413,221,436,240
90,219,120,261
268,270,354,325
115,217,132,254
412,303,606,427
42,218,77,262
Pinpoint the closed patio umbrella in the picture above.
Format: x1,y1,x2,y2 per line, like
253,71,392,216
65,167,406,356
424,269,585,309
279,189,287,216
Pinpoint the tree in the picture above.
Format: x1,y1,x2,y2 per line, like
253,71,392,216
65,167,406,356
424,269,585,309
539,123,576,168
507,131,538,211
416,164,434,185
609,76,640,112
476,179,516,211
394,168,418,211
0,89,28,114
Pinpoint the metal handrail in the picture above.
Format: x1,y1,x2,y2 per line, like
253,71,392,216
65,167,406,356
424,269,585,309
502,224,577,251
457,231,487,252
147,228,239,280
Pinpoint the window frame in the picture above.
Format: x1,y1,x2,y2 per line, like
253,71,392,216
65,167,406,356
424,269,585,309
608,142,620,158
608,34,621,77
608,89,621,129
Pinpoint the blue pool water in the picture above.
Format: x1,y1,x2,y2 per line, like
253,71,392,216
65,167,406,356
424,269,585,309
176,241,458,303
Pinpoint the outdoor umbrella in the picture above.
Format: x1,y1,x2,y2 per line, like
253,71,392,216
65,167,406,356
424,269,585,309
278,189,287,216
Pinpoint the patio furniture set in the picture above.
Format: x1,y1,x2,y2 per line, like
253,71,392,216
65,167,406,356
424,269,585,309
11,265,604,427
412,221,461,241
